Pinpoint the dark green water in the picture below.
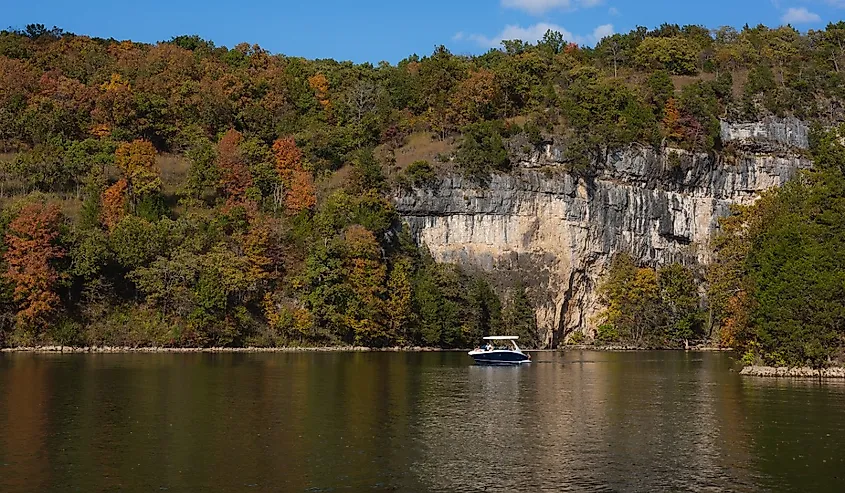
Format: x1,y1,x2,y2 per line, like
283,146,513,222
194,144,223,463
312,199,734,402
1,351,844,492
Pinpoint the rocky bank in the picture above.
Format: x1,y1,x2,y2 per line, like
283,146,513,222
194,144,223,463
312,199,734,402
395,118,811,347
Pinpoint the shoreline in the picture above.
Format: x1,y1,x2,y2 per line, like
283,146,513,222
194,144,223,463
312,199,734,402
740,365,845,378
1,345,733,354
0,345,457,354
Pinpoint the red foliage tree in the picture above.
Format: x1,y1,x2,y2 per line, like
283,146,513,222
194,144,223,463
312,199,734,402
3,203,65,330
217,129,254,206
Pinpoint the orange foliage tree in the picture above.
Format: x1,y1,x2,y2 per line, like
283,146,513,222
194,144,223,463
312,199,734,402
447,69,500,127
272,137,316,213
3,203,65,331
661,98,684,142
100,178,128,229
308,73,331,111
272,137,302,182
286,171,317,212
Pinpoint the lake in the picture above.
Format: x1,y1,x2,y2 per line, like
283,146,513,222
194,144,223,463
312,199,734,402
1,351,844,492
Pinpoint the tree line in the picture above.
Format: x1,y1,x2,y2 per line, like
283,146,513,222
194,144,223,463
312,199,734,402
2,21,845,348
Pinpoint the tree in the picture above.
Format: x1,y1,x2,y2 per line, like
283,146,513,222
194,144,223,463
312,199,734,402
386,256,414,344
635,37,698,75
216,129,254,206
598,254,704,346
3,202,65,333
272,136,303,183
308,73,331,112
100,178,128,229
272,137,316,213
661,98,683,142
342,225,388,346
114,140,161,208
455,120,510,179
184,137,219,202
285,170,317,213
501,284,538,347
447,69,500,127
595,34,631,77
658,263,704,346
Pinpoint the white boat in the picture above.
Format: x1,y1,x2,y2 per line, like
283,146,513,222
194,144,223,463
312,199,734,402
468,336,531,365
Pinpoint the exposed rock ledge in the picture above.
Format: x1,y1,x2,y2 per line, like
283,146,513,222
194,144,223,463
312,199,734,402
740,366,845,378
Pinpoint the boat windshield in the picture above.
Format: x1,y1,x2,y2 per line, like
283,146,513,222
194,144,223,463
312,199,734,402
477,339,522,352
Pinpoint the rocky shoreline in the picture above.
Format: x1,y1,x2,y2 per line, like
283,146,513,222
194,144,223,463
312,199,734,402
1,345,731,354
0,345,455,353
741,365,845,378
563,344,731,351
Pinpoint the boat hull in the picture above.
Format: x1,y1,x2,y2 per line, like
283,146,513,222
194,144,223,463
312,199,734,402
468,350,530,365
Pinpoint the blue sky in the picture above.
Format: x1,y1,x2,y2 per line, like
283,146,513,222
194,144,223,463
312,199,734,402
4,0,844,63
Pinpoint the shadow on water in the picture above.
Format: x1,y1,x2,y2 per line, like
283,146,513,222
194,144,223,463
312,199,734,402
0,350,844,492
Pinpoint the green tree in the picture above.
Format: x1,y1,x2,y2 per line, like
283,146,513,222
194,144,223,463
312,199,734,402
635,37,699,75
455,120,510,179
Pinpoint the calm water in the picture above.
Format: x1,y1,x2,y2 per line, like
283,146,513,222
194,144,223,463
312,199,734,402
1,351,844,492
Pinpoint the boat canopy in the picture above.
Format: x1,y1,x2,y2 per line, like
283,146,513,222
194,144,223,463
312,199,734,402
483,336,519,340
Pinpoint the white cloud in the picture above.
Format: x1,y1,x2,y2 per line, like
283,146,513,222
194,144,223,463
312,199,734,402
468,22,614,48
453,32,465,41
781,7,821,24
592,24,615,43
501,0,603,15
608,6,620,16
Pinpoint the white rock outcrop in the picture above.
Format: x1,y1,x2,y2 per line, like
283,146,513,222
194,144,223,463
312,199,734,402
396,119,811,347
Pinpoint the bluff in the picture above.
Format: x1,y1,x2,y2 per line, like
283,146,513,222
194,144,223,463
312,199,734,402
395,118,811,347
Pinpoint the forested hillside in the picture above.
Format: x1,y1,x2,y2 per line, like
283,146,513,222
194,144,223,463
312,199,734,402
1,22,844,351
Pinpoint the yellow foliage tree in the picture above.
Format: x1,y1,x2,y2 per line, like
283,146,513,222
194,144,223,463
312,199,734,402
114,140,161,207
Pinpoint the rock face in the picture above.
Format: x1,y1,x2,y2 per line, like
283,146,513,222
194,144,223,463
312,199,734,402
395,119,811,347
719,116,809,150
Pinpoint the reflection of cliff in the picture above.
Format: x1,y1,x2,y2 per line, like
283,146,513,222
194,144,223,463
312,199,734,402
410,362,536,491
409,352,761,491
396,119,810,346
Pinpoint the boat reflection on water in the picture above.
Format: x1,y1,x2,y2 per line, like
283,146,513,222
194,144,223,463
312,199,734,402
468,336,531,365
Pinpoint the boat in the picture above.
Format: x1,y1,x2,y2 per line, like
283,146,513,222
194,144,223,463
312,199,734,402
468,336,531,365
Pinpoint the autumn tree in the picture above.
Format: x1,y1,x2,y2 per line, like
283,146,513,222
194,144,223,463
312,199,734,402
114,140,161,209
272,137,316,213
447,69,500,128
100,178,128,229
342,225,388,346
92,73,135,138
662,98,684,142
3,202,65,334
216,129,254,206
308,73,331,112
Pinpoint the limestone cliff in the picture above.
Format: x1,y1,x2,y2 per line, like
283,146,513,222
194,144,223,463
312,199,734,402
394,119,811,347
396,119,811,346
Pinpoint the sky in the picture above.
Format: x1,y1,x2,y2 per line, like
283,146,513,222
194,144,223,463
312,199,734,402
4,0,845,63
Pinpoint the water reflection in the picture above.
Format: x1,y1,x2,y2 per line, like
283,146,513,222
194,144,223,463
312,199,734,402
1,351,844,492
